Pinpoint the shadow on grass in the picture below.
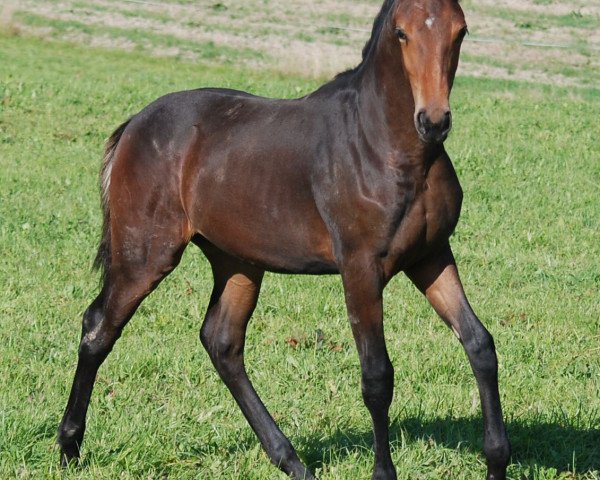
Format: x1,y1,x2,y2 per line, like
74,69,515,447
64,413,598,476
297,416,599,475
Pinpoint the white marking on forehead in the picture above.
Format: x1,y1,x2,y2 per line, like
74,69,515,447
425,17,435,29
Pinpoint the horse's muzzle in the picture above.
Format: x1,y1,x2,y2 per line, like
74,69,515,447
415,109,452,144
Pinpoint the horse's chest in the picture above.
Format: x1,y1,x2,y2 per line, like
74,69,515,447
385,161,462,273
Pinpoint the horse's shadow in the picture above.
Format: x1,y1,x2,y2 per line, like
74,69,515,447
295,415,599,475
76,411,597,475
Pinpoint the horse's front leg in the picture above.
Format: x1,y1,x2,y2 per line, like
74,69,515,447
406,244,511,480
341,255,396,480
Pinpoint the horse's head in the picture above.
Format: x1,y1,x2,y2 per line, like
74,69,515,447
391,0,467,144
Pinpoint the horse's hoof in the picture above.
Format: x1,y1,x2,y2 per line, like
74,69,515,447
372,465,397,480
59,446,80,468
486,469,507,480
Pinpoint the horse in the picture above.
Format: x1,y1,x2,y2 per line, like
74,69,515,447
57,0,511,478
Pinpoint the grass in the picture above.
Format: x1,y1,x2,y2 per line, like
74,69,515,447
479,6,599,31
15,11,267,64
0,33,599,480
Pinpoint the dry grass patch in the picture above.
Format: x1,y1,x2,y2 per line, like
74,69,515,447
11,0,600,85
465,0,600,16
0,2,20,36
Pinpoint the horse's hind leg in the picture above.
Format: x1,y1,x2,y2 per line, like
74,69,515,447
198,245,314,480
58,203,189,465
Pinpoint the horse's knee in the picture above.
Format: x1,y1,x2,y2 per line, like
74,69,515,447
462,320,498,377
361,358,394,410
200,320,244,377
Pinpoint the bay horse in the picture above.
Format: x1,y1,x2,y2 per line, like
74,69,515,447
58,0,511,478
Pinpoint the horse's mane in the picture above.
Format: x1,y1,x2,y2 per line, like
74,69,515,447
335,0,396,79
359,0,396,65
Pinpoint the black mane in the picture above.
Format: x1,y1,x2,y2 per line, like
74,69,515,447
335,0,396,79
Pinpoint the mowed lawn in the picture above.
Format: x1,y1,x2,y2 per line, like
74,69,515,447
0,34,598,479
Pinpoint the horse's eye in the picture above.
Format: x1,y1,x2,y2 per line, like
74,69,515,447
458,26,469,41
395,28,408,42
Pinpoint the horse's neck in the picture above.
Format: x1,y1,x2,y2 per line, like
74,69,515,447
354,55,428,164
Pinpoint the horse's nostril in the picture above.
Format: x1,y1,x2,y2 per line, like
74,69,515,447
415,110,451,142
417,110,427,129
442,111,452,132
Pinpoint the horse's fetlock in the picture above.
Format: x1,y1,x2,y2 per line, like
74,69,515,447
484,434,511,480
58,421,84,446
271,440,296,468
485,438,511,466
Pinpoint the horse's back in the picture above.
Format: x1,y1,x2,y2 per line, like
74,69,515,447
111,88,337,274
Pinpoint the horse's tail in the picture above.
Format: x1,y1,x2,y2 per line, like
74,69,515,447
93,118,132,281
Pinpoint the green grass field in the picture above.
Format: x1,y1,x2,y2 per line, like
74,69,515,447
0,33,599,479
